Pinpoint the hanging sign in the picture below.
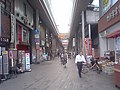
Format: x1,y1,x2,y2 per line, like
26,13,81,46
11,14,15,43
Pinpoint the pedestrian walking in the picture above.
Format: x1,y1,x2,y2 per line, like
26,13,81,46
63,52,67,68
75,51,86,78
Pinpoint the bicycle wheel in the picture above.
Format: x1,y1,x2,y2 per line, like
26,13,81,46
96,67,102,74
82,68,89,74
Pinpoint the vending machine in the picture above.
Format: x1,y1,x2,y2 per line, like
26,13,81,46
18,51,26,72
25,53,31,71
2,51,9,75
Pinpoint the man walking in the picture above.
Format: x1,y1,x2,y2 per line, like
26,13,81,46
63,52,67,68
75,51,86,78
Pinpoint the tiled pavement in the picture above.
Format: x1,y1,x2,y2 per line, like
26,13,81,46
0,58,119,90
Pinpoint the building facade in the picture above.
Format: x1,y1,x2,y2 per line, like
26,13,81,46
0,0,62,80
99,0,119,59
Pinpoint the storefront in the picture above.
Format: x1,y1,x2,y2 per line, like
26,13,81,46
39,24,46,54
99,0,120,57
0,3,11,80
16,22,31,72
99,0,120,88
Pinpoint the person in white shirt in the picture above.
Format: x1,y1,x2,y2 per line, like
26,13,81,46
75,51,86,78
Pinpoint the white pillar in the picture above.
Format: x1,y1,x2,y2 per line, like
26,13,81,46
88,24,91,55
88,24,91,39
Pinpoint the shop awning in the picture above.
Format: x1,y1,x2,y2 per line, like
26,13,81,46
107,30,120,38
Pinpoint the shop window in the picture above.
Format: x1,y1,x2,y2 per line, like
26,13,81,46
22,28,29,44
1,0,5,9
112,0,118,6
1,0,11,13
23,3,27,16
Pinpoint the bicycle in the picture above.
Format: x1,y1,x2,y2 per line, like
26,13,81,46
82,61,101,73
82,63,91,74
90,61,102,74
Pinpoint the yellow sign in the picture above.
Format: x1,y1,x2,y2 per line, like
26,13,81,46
58,34,65,39
2,51,8,55
103,0,109,6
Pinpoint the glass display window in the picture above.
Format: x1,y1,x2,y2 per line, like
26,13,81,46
115,37,120,50
22,28,29,44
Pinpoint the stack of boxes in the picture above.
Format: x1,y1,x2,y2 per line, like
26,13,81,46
102,62,114,75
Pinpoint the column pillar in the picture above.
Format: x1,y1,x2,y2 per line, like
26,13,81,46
82,11,85,56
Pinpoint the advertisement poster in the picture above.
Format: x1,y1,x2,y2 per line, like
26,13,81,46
85,38,92,55
25,53,31,71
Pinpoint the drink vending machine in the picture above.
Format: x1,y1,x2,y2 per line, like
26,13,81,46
25,53,31,71
2,51,9,80
18,51,26,72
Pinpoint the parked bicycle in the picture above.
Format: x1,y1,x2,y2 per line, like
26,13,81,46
90,59,102,74
82,63,91,74
82,61,102,74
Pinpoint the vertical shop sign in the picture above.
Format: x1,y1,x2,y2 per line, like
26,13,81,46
85,38,92,55
11,14,15,43
34,29,40,43
36,43,39,49
25,53,31,71
34,29,40,49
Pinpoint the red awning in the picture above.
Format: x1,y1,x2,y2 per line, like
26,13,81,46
107,30,120,38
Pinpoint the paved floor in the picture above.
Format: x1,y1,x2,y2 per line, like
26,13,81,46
0,58,119,90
